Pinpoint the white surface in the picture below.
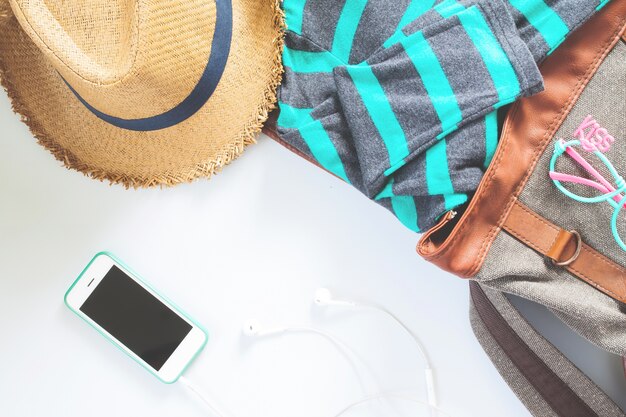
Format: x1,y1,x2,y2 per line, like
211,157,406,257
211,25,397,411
0,89,623,417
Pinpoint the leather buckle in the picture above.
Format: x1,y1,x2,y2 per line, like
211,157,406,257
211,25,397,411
551,230,582,267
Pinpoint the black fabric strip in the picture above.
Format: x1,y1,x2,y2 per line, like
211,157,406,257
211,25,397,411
66,0,233,132
469,282,598,417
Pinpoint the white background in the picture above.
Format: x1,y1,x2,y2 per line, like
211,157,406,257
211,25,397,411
1,89,625,417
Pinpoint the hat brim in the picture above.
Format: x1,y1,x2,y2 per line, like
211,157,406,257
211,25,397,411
0,0,284,187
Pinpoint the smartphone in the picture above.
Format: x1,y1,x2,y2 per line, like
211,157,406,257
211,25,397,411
64,252,208,383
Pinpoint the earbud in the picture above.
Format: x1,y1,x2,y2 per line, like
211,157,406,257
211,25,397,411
314,288,332,305
314,288,356,308
241,319,361,362
242,319,289,338
242,319,262,337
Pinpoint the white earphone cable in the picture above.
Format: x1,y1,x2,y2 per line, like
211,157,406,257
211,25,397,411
271,326,363,360
179,376,227,417
331,391,452,417
316,290,440,415
179,291,450,417
358,302,432,369
357,302,438,411
248,324,377,397
181,374,450,417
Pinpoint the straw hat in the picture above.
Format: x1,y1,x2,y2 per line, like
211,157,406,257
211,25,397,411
0,0,284,187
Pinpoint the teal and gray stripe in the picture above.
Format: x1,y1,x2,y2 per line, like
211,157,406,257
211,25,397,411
278,0,600,232
348,0,413,64
505,0,609,60
277,104,350,183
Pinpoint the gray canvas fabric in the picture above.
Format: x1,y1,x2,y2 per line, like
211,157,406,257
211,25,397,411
477,232,626,356
470,283,626,417
476,41,626,356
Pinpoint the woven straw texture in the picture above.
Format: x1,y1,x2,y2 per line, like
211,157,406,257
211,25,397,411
0,0,285,187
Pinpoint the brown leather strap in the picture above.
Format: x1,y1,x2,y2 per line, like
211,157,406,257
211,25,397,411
470,282,601,417
417,0,626,277
503,200,626,303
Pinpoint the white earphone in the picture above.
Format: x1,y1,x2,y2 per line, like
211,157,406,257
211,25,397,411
183,290,452,417
241,289,443,417
242,319,285,337
242,318,354,347
241,318,367,374
314,287,357,308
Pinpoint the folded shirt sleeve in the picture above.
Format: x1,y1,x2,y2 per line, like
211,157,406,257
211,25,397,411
332,0,543,196
503,0,612,63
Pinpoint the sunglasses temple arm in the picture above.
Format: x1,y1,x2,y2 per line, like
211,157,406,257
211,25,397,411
565,146,618,194
549,172,611,194
549,171,625,206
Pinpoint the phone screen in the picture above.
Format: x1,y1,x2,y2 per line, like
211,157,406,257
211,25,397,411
80,265,192,371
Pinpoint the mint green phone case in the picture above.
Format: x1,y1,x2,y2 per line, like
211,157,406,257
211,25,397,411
64,251,208,384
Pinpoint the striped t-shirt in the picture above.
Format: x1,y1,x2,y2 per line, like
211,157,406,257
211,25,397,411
277,0,609,232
